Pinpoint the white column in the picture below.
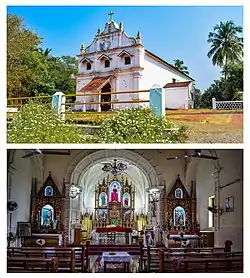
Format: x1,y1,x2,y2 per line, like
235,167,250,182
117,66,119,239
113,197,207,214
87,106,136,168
212,97,216,109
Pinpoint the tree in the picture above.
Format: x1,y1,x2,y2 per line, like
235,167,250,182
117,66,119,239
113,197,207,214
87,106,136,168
7,14,44,98
7,14,77,99
173,59,189,75
193,87,202,108
207,21,243,97
200,80,224,108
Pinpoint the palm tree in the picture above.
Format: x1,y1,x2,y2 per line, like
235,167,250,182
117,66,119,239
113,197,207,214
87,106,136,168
173,59,189,75
207,21,243,97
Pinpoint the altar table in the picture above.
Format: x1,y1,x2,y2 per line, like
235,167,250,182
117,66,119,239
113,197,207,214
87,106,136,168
101,252,132,272
96,227,132,233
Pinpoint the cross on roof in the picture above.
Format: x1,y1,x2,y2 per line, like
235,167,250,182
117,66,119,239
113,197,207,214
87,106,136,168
108,10,114,22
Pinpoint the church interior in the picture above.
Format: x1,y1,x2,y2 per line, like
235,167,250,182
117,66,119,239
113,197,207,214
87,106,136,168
7,148,243,272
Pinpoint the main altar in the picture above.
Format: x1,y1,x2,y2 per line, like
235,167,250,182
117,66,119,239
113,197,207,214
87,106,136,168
90,174,136,244
93,175,135,228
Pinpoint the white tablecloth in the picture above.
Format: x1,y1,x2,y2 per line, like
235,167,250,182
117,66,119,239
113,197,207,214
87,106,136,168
101,252,132,266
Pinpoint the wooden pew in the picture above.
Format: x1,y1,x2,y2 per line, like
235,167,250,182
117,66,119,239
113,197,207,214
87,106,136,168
84,241,144,272
158,249,243,272
8,246,85,272
7,257,58,272
7,247,77,272
144,246,226,272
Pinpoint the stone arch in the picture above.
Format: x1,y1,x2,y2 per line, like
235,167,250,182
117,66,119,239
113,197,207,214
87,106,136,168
63,149,163,235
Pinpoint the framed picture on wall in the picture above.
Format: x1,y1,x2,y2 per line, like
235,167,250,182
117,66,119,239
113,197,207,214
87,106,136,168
225,196,234,212
17,222,31,237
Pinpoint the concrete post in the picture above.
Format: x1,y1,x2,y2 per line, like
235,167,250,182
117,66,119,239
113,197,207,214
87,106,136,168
212,97,216,109
150,84,165,117
52,92,65,120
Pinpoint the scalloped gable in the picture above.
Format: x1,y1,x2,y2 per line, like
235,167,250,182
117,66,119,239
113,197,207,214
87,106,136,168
37,172,61,197
167,175,190,198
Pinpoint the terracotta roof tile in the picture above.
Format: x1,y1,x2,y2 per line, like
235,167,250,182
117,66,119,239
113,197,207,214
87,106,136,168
79,75,113,92
163,81,192,89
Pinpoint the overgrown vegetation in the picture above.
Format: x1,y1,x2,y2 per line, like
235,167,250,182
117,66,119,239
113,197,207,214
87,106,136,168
7,101,94,143
7,104,186,143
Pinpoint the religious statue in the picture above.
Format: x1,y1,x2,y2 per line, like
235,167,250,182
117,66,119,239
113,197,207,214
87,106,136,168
44,210,53,227
111,186,119,202
100,193,107,206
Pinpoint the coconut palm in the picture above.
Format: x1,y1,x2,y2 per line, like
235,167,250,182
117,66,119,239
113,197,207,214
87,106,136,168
173,59,189,75
207,21,243,97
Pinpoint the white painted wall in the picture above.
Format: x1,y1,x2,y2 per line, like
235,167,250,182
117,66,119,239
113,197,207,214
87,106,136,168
140,54,190,90
165,87,189,109
8,150,33,235
195,150,243,250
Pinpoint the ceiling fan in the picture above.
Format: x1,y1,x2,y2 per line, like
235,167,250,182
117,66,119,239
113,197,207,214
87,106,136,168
22,149,71,158
166,150,218,160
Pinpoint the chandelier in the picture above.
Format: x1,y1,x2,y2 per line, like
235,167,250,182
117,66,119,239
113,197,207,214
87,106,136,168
102,158,127,175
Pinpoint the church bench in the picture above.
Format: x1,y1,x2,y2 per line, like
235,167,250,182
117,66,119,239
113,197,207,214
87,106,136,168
7,257,59,272
85,242,144,272
158,249,243,272
8,246,85,272
7,248,76,272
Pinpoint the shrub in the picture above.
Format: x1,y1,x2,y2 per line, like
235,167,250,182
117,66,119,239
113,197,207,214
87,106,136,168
7,101,93,143
98,106,186,143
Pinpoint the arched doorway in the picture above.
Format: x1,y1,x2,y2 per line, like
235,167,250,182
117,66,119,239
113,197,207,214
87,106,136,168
101,83,111,111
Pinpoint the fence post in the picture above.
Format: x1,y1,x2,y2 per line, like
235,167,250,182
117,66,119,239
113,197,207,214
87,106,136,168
52,92,65,120
212,97,216,110
150,84,165,117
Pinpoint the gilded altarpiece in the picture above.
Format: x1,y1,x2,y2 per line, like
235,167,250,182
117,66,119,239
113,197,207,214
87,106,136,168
163,176,197,232
94,175,135,228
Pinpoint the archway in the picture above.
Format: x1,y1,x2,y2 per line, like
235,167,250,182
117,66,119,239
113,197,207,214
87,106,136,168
64,149,162,237
101,83,111,111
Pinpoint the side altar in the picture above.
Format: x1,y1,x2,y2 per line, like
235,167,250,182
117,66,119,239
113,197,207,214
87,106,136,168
162,176,200,248
22,172,66,247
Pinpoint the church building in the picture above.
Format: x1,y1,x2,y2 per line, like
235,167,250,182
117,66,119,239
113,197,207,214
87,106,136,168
75,12,195,112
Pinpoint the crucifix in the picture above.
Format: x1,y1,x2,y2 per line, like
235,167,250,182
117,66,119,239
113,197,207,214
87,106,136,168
108,10,114,22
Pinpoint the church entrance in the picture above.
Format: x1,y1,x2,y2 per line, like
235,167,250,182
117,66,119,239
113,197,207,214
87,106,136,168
101,83,111,111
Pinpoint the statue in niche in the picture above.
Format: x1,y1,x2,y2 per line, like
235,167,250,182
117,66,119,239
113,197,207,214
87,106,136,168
41,204,54,228
44,186,53,197
99,192,107,206
123,192,130,207
175,188,183,198
174,206,185,226
111,186,118,201
109,181,121,202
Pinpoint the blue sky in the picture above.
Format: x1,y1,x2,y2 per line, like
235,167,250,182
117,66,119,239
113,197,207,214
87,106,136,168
7,6,243,91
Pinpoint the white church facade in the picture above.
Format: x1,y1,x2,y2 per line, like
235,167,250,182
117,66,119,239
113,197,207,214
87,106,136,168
75,12,195,112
